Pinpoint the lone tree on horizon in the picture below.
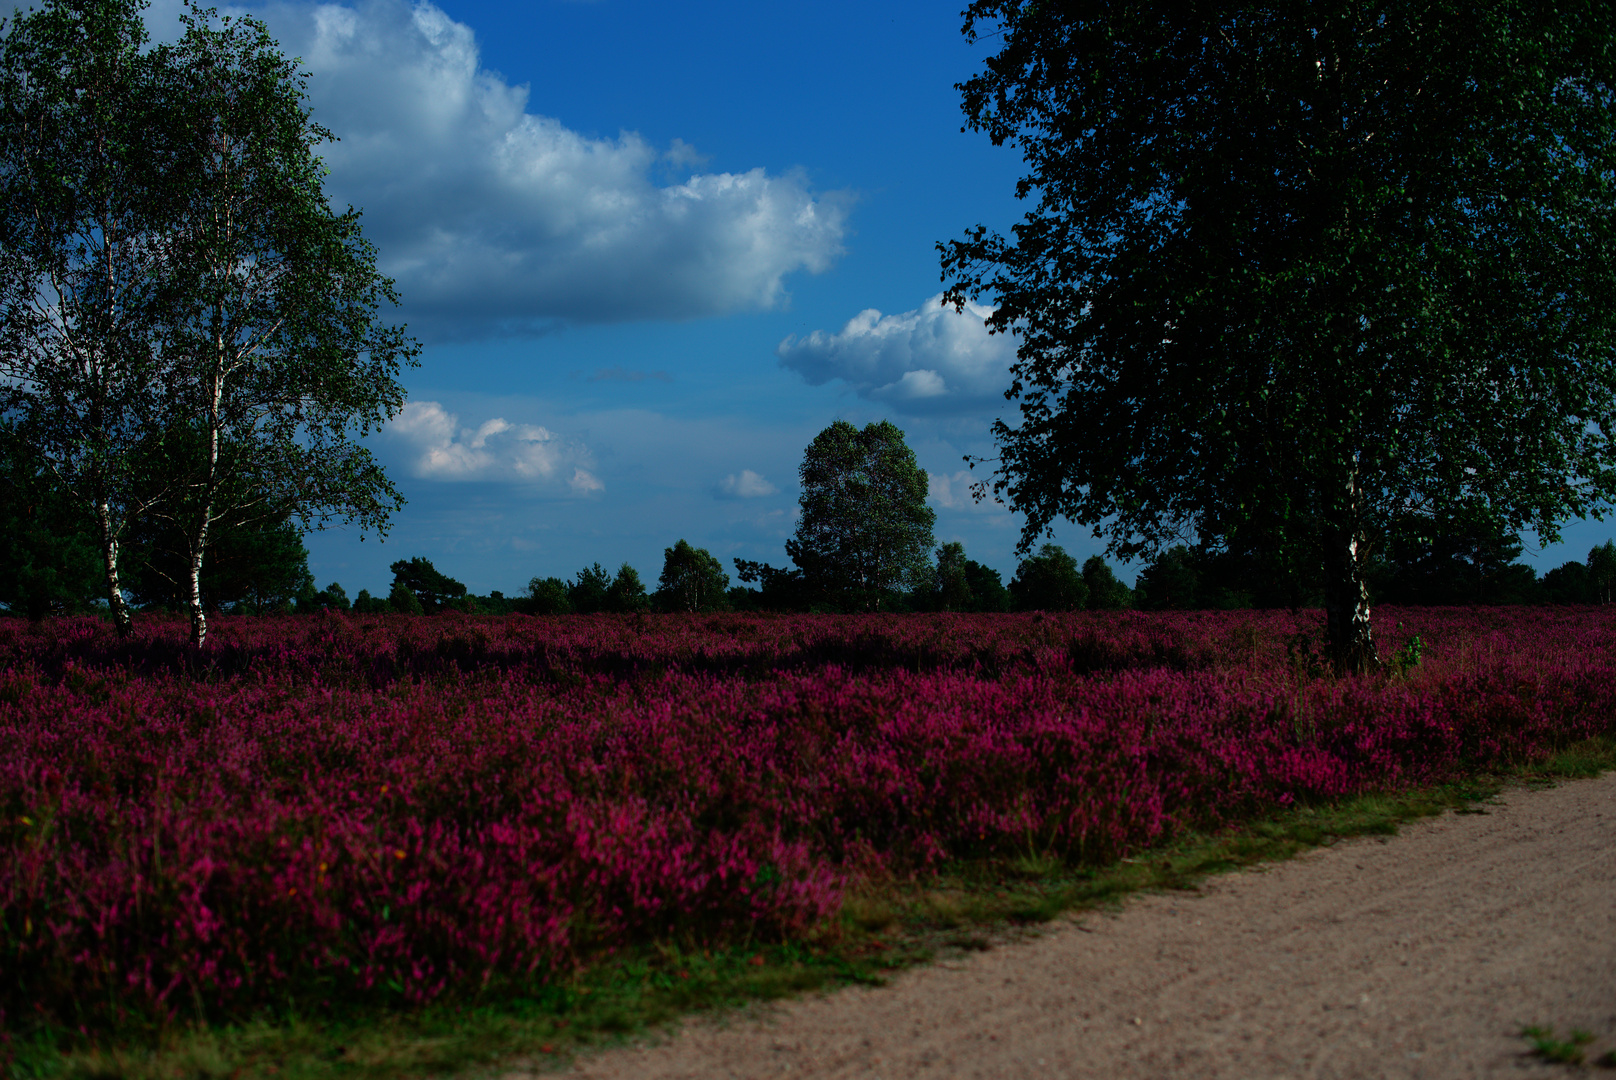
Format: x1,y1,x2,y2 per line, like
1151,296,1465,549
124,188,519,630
788,419,935,611
942,1,1616,672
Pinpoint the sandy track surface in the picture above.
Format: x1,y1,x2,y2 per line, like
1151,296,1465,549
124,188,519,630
544,773,1616,1080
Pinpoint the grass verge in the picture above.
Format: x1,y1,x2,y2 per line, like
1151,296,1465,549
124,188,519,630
1521,1025,1598,1066
14,736,1615,1080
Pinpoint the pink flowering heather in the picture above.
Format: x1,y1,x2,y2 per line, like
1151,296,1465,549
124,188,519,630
2,608,1612,1028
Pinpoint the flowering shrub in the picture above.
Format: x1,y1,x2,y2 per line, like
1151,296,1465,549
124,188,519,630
2,608,1612,1028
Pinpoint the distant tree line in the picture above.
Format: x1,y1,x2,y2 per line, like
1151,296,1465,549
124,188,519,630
1129,519,1616,611
7,413,1614,620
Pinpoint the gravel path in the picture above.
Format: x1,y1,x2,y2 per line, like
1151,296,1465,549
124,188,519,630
536,773,1616,1080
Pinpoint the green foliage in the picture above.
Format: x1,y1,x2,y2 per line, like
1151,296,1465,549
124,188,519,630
127,515,311,615
1392,632,1424,675
0,427,103,619
1521,1026,1596,1066
787,420,935,611
606,563,651,614
468,591,513,615
1009,543,1086,611
1368,509,1540,606
1081,556,1131,611
299,582,350,614
525,576,573,616
962,559,1010,613
1123,529,1616,610
1540,561,1590,605
934,542,973,611
351,588,388,615
1589,541,1616,604
388,558,465,615
386,580,423,616
0,423,315,617
942,1,1616,670
927,542,1014,613
1132,547,1200,611
731,559,806,612
216,524,313,614
568,563,613,614
144,7,418,643
531,563,649,615
1539,544,1616,605
0,0,173,632
655,540,729,612
1133,546,1288,611
0,0,417,644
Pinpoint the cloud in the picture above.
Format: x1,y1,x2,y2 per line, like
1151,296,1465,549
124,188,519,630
776,296,1017,416
717,469,779,499
387,400,597,489
569,468,604,494
928,469,1002,512
243,0,849,338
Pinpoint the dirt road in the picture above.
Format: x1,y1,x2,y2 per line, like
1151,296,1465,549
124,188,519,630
552,773,1615,1080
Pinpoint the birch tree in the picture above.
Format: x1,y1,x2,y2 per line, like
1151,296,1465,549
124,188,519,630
145,6,417,645
0,0,171,635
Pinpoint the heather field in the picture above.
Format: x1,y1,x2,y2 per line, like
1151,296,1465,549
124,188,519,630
3,608,1614,1052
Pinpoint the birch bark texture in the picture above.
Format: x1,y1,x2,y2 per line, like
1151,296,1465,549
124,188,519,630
940,1,1616,672
145,6,417,646
0,0,171,635
2,1,417,645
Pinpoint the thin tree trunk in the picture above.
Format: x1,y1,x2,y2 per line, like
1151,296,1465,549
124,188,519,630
95,498,133,637
186,400,221,646
1321,518,1377,675
185,509,210,646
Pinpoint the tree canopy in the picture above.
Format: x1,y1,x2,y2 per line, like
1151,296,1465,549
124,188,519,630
787,419,936,610
388,557,465,614
656,539,729,612
525,576,573,616
942,1,1616,670
0,0,172,633
1081,555,1132,611
605,563,651,614
1591,541,1616,604
144,6,416,645
567,563,613,614
934,541,974,611
0,424,103,619
1008,543,1087,611
0,0,416,644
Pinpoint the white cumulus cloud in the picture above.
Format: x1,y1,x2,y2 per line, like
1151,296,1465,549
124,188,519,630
239,0,849,338
569,468,604,494
776,296,1016,416
717,469,778,499
387,400,596,489
928,469,1002,513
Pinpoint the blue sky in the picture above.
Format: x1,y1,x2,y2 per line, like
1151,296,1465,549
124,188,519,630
134,0,1051,597
133,0,1614,596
